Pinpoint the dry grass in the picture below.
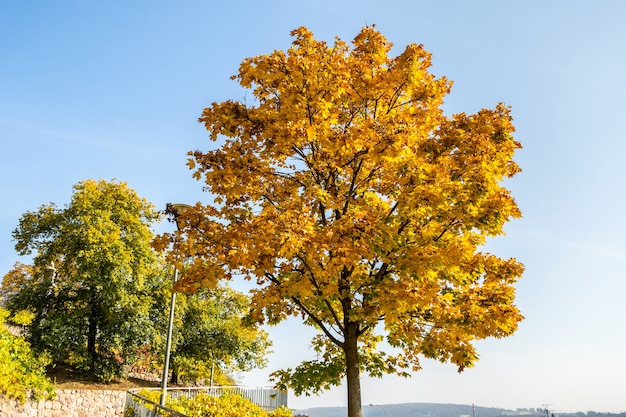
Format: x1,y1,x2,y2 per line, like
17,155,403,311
48,364,161,391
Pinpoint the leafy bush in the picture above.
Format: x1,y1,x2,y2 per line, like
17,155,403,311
173,357,234,386
10,309,35,326
133,388,292,417
91,353,125,383
0,308,56,404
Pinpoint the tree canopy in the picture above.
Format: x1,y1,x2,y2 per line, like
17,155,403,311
154,26,524,417
9,179,163,381
4,178,272,385
165,285,271,385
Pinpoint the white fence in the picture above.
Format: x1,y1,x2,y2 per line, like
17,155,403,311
125,386,288,417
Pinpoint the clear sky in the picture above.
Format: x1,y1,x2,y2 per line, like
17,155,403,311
1,1,625,413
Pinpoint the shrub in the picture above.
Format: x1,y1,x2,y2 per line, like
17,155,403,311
0,308,56,404
132,388,292,417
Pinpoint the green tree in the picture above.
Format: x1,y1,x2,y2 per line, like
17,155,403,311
166,285,271,385
10,179,163,381
0,308,55,404
156,26,524,417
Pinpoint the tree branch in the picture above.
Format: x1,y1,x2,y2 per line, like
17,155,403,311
290,294,345,349
296,255,345,334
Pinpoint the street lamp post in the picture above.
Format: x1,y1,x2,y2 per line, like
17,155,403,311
160,204,191,406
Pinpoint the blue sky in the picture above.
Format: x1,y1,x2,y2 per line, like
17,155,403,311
2,1,625,413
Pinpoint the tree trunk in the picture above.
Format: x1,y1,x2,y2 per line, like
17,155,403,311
87,306,98,368
345,321,363,417
87,289,100,373
170,362,179,385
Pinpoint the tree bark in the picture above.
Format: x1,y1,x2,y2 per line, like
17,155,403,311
87,305,98,368
170,363,179,385
345,321,363,417
87,291,99,369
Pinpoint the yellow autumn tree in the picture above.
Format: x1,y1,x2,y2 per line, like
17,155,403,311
156,26,524,417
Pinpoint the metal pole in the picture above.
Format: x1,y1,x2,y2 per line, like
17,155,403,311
160,267,178,406
160,203,191,406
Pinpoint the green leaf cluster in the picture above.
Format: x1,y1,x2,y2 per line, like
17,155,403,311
0,308,56,404
167,286,271,385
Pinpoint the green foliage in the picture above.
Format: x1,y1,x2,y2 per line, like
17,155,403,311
0,308,56,404
3,179,271,385
7,179,164,382
167,286,271,385
172,357,234,386
141,281,271,385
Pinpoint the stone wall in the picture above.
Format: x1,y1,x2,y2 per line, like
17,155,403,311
0,389,127,417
